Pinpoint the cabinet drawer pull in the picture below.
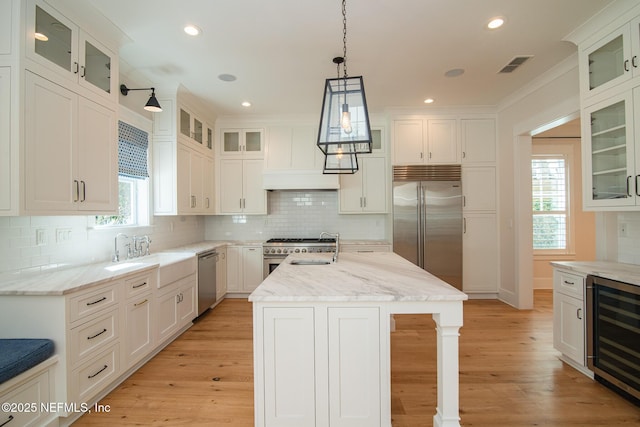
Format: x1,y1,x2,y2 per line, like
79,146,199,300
80,65,86,78
73,180,80,202
87,328,107,340
73,62,79,74
134,299,149,307
624,59,630,72
633,55,638,68
86,296,107,306
132,282,147,289
81,180,86,202
563,280,574,286
627,176,632,197
0,415,14,427
636,175,640,197
577,308,583,320
87,364,108,379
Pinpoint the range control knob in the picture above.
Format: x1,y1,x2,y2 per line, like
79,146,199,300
295,248,300,253
302,248,307,253
276,249,281,253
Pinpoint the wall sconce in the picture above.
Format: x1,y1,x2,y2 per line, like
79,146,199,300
119,84,163,112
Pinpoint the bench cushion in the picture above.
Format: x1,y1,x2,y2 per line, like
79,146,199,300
0,339,55,384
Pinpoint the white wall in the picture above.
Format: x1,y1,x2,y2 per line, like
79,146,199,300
205,190,387,241
496,58,582,308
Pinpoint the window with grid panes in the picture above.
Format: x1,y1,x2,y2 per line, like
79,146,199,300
532,156,567,250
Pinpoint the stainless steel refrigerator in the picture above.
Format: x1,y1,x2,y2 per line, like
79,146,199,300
392,165,463,290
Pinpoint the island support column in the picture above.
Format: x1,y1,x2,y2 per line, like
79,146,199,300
432,302,463,427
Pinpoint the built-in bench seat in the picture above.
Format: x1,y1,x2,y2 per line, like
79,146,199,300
0,339,55,384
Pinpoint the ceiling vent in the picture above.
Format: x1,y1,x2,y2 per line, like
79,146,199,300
498,55,533,73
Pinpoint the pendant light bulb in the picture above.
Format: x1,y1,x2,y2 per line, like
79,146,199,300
341,104,352,134
337,145,344,159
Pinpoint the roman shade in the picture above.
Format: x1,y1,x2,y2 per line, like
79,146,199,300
118,120,149,179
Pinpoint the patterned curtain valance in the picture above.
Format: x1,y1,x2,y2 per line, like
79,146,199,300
118,121,149,179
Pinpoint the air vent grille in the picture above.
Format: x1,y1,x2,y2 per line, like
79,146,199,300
499,55,533,73
393,165,461,181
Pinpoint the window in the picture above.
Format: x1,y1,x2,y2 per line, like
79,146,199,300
531,156,567,250
95,120,150,227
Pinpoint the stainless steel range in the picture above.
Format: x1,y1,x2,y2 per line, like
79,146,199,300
263,238,337,278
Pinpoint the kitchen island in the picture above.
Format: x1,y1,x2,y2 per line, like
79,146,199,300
249,251,468,427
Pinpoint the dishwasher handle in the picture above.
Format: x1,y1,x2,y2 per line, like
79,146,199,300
199,251,218,261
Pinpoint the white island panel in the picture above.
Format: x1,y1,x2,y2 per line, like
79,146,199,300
251,252,467,427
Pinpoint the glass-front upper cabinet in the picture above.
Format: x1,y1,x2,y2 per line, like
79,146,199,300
206,127,213,150
220,129,264,158
583,91,637,209
580,19,640,98
26,0,117,101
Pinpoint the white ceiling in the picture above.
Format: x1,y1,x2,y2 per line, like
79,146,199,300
84,0,615,117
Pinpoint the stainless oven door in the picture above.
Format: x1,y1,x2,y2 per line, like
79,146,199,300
263,256,285,279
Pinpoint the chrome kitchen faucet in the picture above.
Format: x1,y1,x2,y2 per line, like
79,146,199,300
320,231,340,262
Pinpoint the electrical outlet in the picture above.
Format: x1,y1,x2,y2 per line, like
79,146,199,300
56,228,72,243
36,229,46,246
619,222,628,238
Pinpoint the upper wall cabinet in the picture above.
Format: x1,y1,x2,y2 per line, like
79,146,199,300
393,119,459,165
579,16,640,100
0,68,11,213
582,90,640,210
0,1,13,57
461,119,496,164
220,129,264,159
25,0,118,103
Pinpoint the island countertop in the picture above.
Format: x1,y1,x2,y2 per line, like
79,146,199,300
249,251,468,302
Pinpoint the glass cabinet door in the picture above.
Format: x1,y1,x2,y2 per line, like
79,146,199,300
245,131,262,152
584,93,636,207
81,39,111,94
180,109,191,139
193,118,203,144
33,4,75,73
207,127,213,150
222,130,241,153
581,26,634,96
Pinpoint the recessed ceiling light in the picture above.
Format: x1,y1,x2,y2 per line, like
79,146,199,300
424,98,435,104
218,74,237,82
34,32,48,41
445,68,465,78
184,25,201,36
241,101,252,108
487,17,505,29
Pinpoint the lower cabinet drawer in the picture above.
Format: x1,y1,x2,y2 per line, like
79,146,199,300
555,270,584,299
0,370,51,427
70,309,119,365
68,283,119,323
71,343,120,404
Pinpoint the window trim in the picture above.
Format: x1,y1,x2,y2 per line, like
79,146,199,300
89,107,153,230
531,141,576,256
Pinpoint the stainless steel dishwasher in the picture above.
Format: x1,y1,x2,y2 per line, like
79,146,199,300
197,250,218,316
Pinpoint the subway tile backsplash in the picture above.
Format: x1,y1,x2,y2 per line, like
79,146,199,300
205,190,387,241
0,215,205,274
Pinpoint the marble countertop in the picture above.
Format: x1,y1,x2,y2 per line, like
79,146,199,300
249,252,468,303
550,261,640,285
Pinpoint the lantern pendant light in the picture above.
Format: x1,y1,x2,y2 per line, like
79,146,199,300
317,0,372,174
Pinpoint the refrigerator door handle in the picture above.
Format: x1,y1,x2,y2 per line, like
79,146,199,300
417,184,423,265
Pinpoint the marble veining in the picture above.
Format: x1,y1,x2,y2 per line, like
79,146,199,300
249,252,468,302
550,261,640,285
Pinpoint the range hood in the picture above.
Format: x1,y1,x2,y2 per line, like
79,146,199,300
263,170,339,190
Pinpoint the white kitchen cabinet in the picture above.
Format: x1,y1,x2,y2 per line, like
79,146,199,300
579,16,640,100
582,89,640,209
0,67,10,213
462,167,496,212
123,271,155,367
265,125,323,170
216,247,227,301
393,119,459,165
24,71,117,214
25,0,118,103
220,128,264,159
218,159,266,214
0,0,12,56
156,273,197,344
339,156,388,213
226,245,263,295
552,268,588,374
462,213,498,294
461,118,496,164
256,305,382,427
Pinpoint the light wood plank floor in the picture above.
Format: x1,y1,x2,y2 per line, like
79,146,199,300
74,290,640,426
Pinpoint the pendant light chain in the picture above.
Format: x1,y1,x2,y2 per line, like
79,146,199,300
342,0,348,78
